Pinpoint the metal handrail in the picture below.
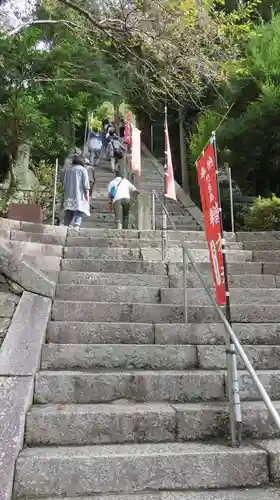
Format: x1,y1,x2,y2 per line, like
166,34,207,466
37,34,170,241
152,188,280,444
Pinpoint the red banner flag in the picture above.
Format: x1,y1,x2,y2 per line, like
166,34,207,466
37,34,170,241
124,111,132,145
196,141,226,305
164,113,176,201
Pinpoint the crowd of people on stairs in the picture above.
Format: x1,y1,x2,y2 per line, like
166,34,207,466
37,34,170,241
59,119,138,230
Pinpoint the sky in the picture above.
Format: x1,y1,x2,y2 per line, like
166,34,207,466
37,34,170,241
0,0,36,29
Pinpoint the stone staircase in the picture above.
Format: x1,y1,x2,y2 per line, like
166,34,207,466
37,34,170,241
3,158,280,498
79,153,201,230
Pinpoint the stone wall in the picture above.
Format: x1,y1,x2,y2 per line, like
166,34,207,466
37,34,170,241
0,288,19,348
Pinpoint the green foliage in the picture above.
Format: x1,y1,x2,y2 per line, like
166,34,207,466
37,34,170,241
189,13,280,198
244,194,280,230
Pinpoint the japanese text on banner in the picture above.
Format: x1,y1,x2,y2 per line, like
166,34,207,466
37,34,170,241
197,143,226,305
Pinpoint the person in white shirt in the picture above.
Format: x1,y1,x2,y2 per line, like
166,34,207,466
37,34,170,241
88,129,103,167
108,175,138,229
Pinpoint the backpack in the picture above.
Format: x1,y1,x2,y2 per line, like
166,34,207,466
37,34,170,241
112,138,123,159
109,178,123,201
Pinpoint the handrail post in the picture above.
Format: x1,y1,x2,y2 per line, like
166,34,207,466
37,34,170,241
152,189,156,231
162,208,167,262
183,248,188,322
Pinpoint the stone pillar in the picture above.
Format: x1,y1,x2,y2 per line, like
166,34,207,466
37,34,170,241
131,192,152,230
14,144,38,189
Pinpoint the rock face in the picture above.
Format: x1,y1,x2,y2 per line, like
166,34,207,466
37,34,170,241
3,153,280,498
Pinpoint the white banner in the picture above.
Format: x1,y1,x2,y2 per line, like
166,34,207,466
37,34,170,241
131,126,141,175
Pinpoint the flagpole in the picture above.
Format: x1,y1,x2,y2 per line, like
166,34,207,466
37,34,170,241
212,131,242,448
162,106,168,261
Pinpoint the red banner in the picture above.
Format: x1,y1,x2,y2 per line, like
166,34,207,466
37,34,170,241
197,141,226,305
164,113,176,201
124,111,132,145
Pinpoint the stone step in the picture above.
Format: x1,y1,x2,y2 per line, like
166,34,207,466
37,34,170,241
59,271,169,287
142,248,252,263
34,370,225,403
24,400,280,447
64,247,141,259
69,228,139,238
46,322,280,345
25,402,176,446
168,261,263,275
13,442,268,498
52,300,280,323
65,236,242,250
11,230,66,246
170,273,276,289
198,345,280,370
55,285,161,303
253,251,280,262
41,344,197,370
237,231,280,241
16,489,280,500
61,259,166,274
4,240,62,257
161,288,280,305
244,240,280,250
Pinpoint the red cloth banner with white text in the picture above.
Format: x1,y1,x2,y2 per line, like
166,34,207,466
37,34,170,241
124,111,132,145
131,126,141,175
196,142,226,305
164,113,176,200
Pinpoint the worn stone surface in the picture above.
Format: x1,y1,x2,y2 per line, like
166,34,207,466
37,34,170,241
168,262,262,276
66,237,152,248
257,440,280,482
13,443,268,497
263,263,280,275
59,271,169,287
64,246,141,260
56,284,160,303
235,370,280,400
161,287,280,305
233,323,280,344
0,292,51,376
0,217,20,230
6,240,62,257
253,250,280,262
23,254,61,271
47,321,155,344
141,248,252,263
237,231,280,241
34,370,225,404
20,221,67,236
198,344,280,370
41,344,197,370
72,228,139,238
52,301,186,323
169,273,276,289
25,403,176,445
139,230,236,242
155,323,227,345
0,318,12,347
0,290,18,315
244,240,280,250
0,376,33,500
20,490,280,500
11,230,66,246
61,259,166,274
0,229,10,239
0,243,56,298
175,400,280,440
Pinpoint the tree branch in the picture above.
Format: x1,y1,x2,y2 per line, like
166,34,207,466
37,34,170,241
6,19,79,36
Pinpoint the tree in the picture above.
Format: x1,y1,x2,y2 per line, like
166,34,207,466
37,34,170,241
189,13,280,197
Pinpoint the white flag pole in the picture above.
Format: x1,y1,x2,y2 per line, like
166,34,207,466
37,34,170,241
52,158,59,226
